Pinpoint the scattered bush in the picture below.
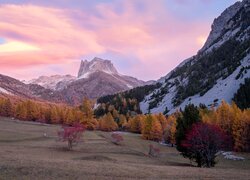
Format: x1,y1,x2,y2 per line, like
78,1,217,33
58,123,85,150
111,133,124,145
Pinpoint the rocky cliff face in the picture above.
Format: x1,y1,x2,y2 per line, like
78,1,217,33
139,0,250,114
78,57,119,78
60,57,147,104
201,1,244,52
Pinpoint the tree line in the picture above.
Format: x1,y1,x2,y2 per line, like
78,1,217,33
0,96,249,153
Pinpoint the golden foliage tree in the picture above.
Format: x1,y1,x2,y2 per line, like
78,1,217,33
157,113,167,132
128,115,143,133
163,115,177,145
150,115,163,141
99,112,118,131
142,114,153,140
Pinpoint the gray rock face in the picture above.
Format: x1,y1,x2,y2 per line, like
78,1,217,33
78,57,119,78
201,0,249,52
62,58,148,104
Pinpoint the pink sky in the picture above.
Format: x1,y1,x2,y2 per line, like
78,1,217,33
0,0,239,80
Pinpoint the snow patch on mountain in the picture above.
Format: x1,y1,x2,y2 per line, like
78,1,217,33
140,53,250,114
28,75,76,90
0,87,12,95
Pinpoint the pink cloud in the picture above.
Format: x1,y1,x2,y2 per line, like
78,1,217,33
0,2,210,80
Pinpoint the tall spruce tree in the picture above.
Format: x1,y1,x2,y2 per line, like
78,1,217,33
176,104,201,154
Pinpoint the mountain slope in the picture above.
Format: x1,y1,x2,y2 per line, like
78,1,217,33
60,57,147,104
0,74,65,103
27,75,76,91
139,0,250,114
22,57,149,105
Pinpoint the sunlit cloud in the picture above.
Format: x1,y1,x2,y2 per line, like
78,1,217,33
0,0,237,80
196,36,207,46
0,40,40,53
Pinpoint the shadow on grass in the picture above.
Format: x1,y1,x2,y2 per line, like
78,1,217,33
0,136,49,143
75,155,115,162
166,161,195,167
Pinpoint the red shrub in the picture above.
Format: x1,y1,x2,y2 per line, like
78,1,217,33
181,122,231,167
58,123,85,150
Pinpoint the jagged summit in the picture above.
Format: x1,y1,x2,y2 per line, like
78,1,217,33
77,57,119,79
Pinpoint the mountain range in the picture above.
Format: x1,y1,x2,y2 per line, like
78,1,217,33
0,57,149,104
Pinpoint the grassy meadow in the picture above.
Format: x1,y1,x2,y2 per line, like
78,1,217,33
0,117,249,179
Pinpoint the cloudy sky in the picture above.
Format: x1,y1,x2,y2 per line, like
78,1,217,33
0,0,239,81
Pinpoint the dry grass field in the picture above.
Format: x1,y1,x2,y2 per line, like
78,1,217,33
0,117,250,180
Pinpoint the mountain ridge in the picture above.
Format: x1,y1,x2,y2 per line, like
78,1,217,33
139,0,250,114
1,57,150,105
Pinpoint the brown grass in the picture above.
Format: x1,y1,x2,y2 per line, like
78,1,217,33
0,117,250,179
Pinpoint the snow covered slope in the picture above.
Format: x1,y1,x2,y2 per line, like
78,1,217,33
140,0,250,114
28,75,76,90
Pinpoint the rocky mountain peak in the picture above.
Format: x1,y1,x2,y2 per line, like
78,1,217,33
77,57,119,78
201,0,249,53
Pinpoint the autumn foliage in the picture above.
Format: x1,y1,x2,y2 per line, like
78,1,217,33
1,95,250,152
201,101,250,152
98,112,118,131
181,123,230,167
0,97,98,130
58,123,85,150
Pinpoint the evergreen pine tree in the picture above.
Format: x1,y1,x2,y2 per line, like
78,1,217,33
176,104,201,154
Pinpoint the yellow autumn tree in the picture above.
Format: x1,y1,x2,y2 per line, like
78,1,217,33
15,102,27,120
233,109,250,151
150,115,163,141
81,98,94,119
118,114,127,129
65,109,75,125
156,113,167,132
142,114,153,140
215,100,234,135
50,106,60,124
99,112,118,131
128,115,142,133
163,115,177,145
80,98,98,129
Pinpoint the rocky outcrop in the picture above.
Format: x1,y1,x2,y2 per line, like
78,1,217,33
78,57,118,78
61,58,147,104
